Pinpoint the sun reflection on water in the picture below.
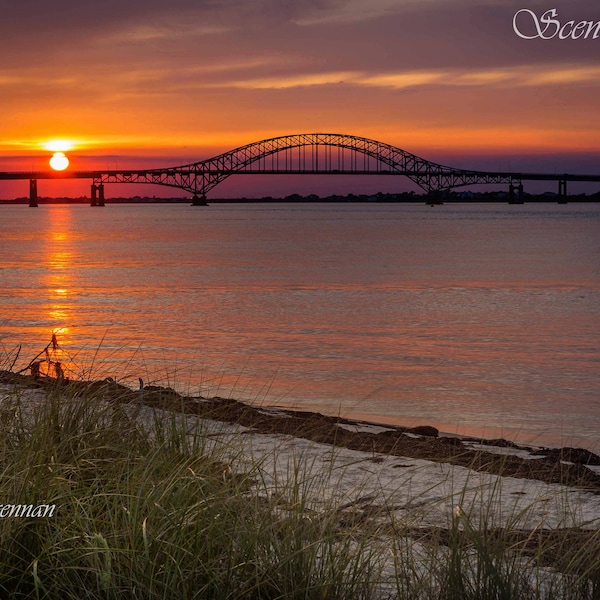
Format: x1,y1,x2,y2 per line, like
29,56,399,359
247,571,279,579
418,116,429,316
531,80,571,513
42,207,75,347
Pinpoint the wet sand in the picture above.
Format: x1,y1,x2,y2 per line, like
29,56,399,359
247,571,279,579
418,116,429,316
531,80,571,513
2,370,600,493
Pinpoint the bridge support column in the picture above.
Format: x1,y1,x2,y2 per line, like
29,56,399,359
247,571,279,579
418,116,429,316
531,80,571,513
425,190,444,206
191,194,208,206
91,184,105,206
29,179,38,207
558,179,567,203
509,182,524,204
97,184,105,206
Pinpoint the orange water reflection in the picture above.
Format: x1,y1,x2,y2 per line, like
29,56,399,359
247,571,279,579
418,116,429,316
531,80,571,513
39,207,74,372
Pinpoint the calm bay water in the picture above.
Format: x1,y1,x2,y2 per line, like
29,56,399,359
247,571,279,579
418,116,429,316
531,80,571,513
1,203,599,448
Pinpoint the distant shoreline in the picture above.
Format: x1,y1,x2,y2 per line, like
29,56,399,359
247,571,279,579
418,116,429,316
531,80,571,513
1,192,600,205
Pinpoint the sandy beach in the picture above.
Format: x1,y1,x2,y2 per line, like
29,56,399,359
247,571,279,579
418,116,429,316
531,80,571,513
3,370,600,508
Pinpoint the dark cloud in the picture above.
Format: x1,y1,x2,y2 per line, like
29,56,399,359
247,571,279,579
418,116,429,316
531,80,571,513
2,0,598,72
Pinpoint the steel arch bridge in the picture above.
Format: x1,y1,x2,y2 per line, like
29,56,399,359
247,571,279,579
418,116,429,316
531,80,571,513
92,133,520,198
3,132,600,206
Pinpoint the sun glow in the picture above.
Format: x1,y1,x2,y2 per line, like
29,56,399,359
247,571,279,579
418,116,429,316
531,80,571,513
44,139,75,152
49,152,70,171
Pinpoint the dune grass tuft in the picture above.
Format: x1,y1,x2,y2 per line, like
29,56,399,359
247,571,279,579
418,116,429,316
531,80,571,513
0,383,385,599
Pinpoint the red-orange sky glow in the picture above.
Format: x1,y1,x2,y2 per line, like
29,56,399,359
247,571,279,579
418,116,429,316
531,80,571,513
1,0,599,198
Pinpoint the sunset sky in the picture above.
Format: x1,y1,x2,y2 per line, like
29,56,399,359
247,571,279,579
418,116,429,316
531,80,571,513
1,0,599,197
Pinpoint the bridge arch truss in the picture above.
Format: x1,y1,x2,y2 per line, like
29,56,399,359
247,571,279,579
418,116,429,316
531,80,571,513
95,133,518,197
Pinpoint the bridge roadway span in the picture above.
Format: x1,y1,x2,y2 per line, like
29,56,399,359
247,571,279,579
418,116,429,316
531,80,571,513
1,133,599,205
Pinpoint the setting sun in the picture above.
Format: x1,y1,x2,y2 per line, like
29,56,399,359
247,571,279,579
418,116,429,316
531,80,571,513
49,152,70,171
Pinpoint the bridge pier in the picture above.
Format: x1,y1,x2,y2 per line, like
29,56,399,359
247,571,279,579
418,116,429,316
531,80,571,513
558,179,568,203
425,190,444,206
91,184,105,207
29,179,38,207
191,194,208,206
509,182,524,204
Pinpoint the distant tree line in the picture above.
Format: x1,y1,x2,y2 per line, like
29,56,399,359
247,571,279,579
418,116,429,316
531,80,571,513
1,190,599,204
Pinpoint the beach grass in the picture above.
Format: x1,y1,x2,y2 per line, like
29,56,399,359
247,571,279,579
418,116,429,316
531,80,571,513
0,378,599,599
